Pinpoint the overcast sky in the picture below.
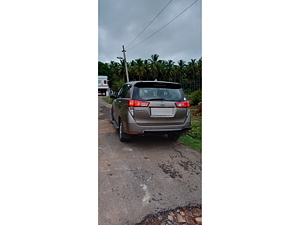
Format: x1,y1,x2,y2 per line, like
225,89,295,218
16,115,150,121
98,0,202,64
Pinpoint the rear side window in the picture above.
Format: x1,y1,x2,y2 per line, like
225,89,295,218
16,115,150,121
132,82,185,101
117,84,132,98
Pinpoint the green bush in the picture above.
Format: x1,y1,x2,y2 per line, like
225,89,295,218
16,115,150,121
184,88,191,95
190,89,202,105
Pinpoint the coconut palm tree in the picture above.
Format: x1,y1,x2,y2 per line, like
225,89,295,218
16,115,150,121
197,57,202,90
177,60,186,85
149,54,159,80
165,60,175,82
128,60,137,80
156,60,165,81
108,61,123,91
187,59,197,91
144,59,150,80
117,59,127,81
109,61,121,82
104,56,202,91
135,58,145,81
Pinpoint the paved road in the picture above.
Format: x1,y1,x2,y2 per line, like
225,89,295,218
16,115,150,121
98,97,202,225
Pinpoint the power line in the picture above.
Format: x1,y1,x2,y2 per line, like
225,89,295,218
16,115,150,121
127,0,173,48
127,0,199,52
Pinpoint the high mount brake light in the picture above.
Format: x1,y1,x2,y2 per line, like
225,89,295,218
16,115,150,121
128,100,150,107
175,101,190,108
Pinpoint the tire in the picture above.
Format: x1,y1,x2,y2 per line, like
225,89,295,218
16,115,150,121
167,132,181,141
119,119,130,142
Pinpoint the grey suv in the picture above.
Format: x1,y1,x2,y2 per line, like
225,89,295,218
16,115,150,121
110,81,191,142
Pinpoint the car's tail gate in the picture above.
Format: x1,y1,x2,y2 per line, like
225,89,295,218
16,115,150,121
130,82,190,126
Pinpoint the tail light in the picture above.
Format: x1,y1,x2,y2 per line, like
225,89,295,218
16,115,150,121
175,101,190,108
128,100,150,107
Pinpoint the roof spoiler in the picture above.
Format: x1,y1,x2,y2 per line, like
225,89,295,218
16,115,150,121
134,81,181,89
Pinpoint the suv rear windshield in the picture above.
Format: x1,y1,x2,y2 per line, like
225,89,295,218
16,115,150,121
132,82,185,102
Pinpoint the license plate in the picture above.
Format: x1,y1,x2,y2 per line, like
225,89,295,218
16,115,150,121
151,108,173,116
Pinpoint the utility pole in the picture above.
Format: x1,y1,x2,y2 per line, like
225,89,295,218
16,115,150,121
122,45,129,82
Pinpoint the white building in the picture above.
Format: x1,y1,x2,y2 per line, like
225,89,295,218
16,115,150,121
98,75,110,96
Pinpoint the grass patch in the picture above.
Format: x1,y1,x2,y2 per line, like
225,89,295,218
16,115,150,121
179,105,202,152
179,133,202,152
103,96,114,104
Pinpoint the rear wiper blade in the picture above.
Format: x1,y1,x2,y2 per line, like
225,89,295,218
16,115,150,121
146,98,165,101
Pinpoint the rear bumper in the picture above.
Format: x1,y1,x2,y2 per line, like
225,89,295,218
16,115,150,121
123,111,191,135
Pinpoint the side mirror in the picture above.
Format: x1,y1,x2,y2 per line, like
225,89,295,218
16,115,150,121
110,94,116,99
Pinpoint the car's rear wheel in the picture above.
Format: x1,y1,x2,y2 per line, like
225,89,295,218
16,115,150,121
167,132,181,141
119,119,130,142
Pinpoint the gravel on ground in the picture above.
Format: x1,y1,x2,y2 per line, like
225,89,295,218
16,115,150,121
135,205,202,225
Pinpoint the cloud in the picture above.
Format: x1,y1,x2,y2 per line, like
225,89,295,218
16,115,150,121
99,0,202,64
